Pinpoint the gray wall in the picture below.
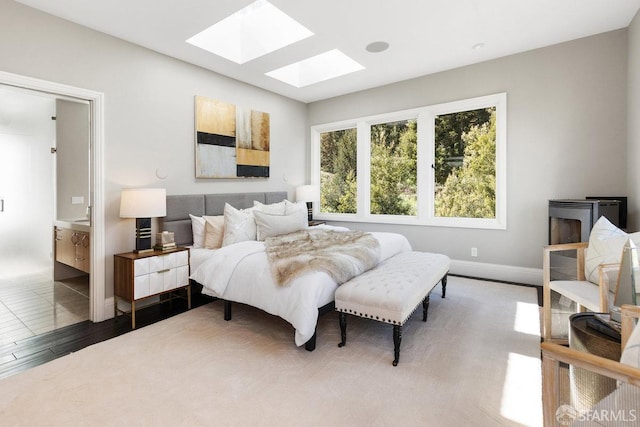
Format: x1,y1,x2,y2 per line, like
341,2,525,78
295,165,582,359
628,11,640,231
308,30,629,272
0,0,309,299
56,99,90,220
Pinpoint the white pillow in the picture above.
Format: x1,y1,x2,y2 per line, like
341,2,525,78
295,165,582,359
284,200,307,215
584,216,640,284
284,199,309,227
254,210,308,241
203,215,224,249
253,200,286,215
189,214,206,248
621,321,640,368
222,203,256,246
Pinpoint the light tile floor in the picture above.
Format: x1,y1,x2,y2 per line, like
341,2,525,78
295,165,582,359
0,273,89,345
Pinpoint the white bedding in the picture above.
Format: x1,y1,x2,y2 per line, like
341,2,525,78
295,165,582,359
189,228,411,346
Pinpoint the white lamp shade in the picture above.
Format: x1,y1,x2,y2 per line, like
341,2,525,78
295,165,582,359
296,185,320,202
120,188,167,218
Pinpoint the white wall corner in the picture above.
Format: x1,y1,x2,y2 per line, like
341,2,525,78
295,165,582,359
450,259,542,286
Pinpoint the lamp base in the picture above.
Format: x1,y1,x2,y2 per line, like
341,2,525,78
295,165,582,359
134,217,153,253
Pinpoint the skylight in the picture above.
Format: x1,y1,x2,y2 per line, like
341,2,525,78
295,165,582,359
266,49,365,88
186,0,313,64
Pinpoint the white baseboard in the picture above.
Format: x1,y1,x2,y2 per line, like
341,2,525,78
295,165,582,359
103,297,115,320
450,259,542,286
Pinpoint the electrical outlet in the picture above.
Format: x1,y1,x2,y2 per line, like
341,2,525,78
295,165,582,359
71,196,84,205
471,247,478,257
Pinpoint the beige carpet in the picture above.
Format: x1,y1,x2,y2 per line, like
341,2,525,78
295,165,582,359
0,276,542,426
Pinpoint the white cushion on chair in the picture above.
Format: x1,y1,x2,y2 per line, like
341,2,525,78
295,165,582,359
549,280,614,312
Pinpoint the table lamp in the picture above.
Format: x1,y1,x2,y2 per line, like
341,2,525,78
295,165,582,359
120,188,166,253
295,185,320,222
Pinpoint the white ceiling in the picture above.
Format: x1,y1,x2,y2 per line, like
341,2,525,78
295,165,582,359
16,0,640,103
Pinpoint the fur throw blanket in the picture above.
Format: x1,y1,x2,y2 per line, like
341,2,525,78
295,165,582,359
264,229,381,287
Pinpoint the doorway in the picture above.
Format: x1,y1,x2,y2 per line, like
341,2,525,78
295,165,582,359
0,85,92,342
0,71,106,336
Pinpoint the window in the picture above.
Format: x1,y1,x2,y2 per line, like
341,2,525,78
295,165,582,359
319,127,357,214
434,107,496,219
370,119,417,216
310,93,506,229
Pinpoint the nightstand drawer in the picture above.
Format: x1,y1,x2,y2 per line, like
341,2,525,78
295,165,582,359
176,250,189,267
134,258,150,276
174,265,189,289
131,258,188,297
151,268,177,294
134,275,150,299
149,253,176,272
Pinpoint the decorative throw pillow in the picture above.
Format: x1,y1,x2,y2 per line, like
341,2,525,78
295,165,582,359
284,200,307,215
203,215,225,249
584,216,640,285
284,200,309,224
253,200,286,215
189,214,206,248
222,203,256,246
621,320,640,368
253,210,308,241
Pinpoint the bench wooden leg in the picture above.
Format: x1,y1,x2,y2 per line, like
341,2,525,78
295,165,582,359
441,273,448,298
422,294,430,322
224,300,232,321
305,331,317,351
393,324,402,366
338,312,347,347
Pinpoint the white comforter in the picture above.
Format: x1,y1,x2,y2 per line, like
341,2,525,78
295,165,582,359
189,228,411,346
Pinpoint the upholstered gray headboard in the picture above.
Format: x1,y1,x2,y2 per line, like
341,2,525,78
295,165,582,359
161,191,288,246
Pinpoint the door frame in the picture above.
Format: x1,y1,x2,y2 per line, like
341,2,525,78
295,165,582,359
0,71,106,322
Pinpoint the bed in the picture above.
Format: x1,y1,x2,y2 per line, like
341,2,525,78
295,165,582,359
162,191,412,350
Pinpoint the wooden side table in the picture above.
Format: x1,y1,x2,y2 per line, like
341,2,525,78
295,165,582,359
569,313,621,412
114,247,190,328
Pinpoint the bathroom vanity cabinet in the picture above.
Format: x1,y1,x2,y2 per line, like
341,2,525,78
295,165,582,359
54,224,90,273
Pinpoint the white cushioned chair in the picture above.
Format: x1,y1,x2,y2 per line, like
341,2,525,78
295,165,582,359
543,217,637,342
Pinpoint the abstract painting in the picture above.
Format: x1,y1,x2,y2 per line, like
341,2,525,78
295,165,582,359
195,96,270,178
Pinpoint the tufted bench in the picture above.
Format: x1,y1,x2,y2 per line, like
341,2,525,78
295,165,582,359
335,251,450,366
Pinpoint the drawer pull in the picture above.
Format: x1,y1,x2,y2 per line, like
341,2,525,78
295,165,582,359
157,269,171,274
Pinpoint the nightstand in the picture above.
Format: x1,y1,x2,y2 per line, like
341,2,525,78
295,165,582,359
114,247,191,328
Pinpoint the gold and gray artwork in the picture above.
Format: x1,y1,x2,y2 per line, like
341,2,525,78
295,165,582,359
195,95,270,178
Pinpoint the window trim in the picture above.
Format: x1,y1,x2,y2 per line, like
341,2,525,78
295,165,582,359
310,93,507,230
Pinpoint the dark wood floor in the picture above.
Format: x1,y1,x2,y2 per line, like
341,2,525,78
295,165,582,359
0,291,214,380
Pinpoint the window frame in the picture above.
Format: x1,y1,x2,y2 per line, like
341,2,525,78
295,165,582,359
310,93,507,230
